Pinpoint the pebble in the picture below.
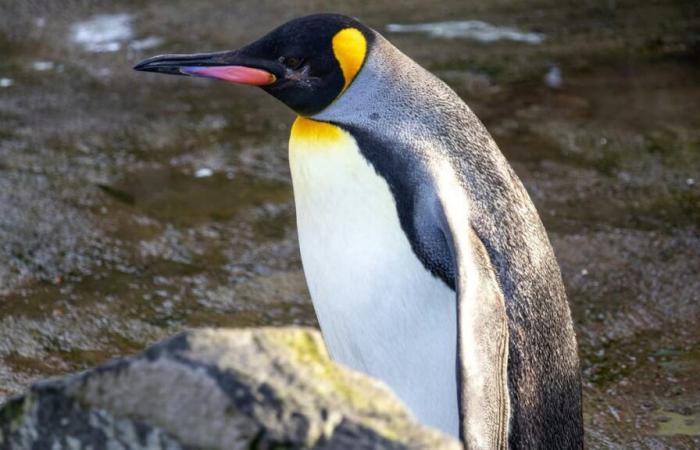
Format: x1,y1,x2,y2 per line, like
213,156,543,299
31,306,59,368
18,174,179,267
195,168,214,178
32,61,54,71
544,65,563,89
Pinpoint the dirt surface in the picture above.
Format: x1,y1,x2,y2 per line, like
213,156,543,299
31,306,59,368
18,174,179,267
0,0,698,447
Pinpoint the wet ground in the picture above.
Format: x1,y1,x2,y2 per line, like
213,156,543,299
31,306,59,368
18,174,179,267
0,0,698,447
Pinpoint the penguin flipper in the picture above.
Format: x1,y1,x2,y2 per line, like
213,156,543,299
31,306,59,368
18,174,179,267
431,177,510,449
456,227,510,449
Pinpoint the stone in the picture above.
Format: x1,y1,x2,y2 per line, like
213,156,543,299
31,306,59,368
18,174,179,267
0,327,460,450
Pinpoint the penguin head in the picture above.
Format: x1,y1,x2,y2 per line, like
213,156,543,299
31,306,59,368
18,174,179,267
134,14,374,116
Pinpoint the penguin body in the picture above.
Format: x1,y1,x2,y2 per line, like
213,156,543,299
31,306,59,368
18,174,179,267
312,32,582,448
289,117,460,435
135,14,583,449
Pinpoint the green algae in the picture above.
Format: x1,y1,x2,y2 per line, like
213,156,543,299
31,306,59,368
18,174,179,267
271,329,408,443
654,411,700,436
0,395,34,434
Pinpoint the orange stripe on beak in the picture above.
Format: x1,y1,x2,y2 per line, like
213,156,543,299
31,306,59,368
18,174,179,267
181,65,276,86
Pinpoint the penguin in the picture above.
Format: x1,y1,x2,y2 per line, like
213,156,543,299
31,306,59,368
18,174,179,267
135,13,583,449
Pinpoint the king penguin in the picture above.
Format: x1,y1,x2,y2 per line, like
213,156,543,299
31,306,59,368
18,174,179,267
135,13,583,449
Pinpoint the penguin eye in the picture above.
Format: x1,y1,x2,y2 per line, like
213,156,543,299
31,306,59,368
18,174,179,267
282,56,304,70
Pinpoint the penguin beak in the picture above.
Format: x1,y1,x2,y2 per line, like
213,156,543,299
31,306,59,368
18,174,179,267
133,50,277,86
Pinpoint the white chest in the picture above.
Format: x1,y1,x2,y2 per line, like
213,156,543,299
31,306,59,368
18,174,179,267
288,118,459,437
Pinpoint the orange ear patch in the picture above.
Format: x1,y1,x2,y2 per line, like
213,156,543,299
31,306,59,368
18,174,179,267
331,28,367,93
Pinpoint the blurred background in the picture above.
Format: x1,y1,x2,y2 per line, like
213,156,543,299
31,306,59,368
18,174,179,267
0,0,698,447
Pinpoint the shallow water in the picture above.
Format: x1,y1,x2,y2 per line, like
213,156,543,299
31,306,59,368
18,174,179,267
0,0,698,447
386,20,545,43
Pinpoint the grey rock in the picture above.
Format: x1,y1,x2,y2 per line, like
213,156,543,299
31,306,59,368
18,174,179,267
0,327,460,450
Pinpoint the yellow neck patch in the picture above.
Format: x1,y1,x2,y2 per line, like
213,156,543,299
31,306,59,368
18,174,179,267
290,116,344,143
331,27,367,93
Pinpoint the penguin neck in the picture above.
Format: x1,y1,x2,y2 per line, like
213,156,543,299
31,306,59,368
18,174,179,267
311,33,468,152
311,34,429,126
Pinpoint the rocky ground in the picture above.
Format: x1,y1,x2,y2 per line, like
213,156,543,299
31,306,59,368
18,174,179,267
0,0,698,448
